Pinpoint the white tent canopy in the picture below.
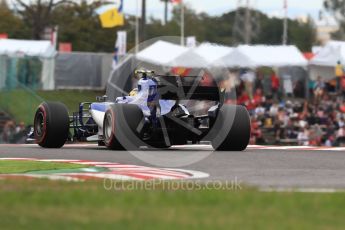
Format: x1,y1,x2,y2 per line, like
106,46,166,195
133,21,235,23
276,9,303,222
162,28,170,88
136,41,234,68
170,48,208,68
195,43,233,64
0,39,56,58
310,41,345,67
135,41,307,69
172,43,234,68
220,45,308,68
308,41,345,81
136,41,188,66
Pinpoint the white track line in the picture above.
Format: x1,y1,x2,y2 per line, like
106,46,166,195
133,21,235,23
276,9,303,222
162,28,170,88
2,143,345,151
260,187,345,193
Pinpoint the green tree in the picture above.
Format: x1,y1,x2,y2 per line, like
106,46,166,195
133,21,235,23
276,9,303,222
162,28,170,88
2,1,316,52
51,2,136,52
146,6,315,51
324,0,345,39
254,13,315,51
15,0,75,39
324,0,345,21
0,0,30,38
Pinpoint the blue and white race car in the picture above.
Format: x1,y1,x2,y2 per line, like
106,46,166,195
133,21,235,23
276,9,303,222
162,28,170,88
33,69,251,151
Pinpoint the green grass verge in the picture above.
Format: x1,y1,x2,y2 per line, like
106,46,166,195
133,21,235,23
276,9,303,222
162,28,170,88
0,89,104,124
0,179,344,229
0,160,85,174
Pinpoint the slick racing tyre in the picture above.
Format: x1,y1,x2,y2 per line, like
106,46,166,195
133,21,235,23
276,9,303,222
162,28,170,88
211,105,250,151
34,101,70,148
103,104,144,150
148,140,172,149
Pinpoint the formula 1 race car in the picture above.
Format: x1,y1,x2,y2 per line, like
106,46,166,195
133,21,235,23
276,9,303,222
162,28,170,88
32,70,251,151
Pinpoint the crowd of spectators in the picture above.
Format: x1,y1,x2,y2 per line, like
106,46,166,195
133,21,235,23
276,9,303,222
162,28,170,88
1,120,28,144
236,70,345,147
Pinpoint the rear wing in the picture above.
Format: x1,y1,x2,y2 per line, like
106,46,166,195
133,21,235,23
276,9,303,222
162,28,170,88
155,75,223,102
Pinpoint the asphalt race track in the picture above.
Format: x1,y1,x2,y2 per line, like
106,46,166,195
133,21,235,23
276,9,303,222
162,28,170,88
1,144,345,189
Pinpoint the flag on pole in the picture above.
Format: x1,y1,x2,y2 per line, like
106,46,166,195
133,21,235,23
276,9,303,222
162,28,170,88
116,31,127,56
95,1,124,28
113,31,127,69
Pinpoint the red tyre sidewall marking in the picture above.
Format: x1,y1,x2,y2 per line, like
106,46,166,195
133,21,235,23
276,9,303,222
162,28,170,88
35,105,47,144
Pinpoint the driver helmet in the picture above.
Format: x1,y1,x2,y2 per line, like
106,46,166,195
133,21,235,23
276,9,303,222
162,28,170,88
135,69,155,79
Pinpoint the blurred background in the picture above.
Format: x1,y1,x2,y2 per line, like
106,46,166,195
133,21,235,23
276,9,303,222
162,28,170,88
0,0,345,147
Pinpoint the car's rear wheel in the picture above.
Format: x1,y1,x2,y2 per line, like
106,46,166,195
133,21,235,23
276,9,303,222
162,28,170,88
34,102,69,148
103,104,144,150
148,140,172,149
211,105,250,151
